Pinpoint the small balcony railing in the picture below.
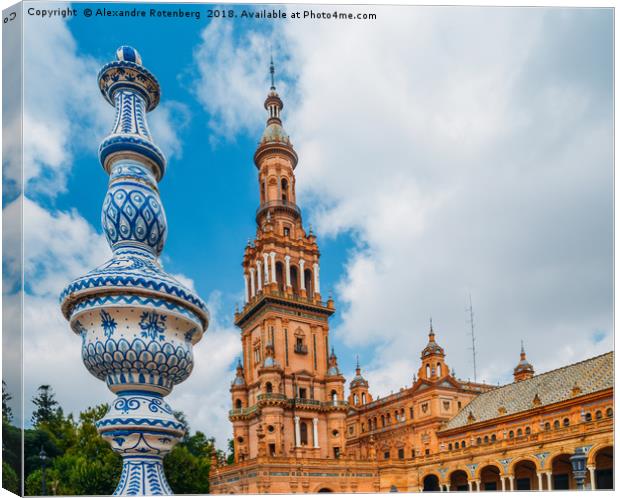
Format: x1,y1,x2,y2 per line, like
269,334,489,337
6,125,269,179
257,393,287,402
256,200,301,219
294,344,308,354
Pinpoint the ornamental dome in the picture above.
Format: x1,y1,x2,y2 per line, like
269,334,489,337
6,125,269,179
420,323,445,359
232,358,246,387
513,341,534,380
260,122,290,145
326,348,341,376
116,45,142,65
350,358,368,388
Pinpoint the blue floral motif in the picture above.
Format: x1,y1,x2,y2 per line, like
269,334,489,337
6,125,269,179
100,309,117,338
139,311,167,340
184,327,197,343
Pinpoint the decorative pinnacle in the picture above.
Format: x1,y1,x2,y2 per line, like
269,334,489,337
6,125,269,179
270,53,276,90
520,340,526,360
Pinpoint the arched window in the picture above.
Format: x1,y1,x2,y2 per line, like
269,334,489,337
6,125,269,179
491,434,496,442
595,410,602,420
362,393,367,404
381,415,386,427
454,442,459,449
353,394,359,405
426,364,431,378
563,417,570,427
525,426,531,435
261,180,266,203
387,413,391,424
545,422,551,431
281,178,289,202
275,261,285,291
554,420,560,429
606,407,613,417
331,390,338,402
509,431,514,439
304,269,314,298
461,440,466,448
300,421,308,445
517,428,523,437
437,363,442,377
585,412,592,422
448,443,452,451
483,435,489,444
290,265,299,295
235,399,242,409
266,382,273,394
476,437,482,445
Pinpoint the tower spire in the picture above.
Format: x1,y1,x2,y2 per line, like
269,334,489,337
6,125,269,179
270,53,276,90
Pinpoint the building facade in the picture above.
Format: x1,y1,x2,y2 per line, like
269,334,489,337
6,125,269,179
209,67,614,494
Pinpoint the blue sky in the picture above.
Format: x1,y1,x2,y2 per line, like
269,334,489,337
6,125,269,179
4,2,613,447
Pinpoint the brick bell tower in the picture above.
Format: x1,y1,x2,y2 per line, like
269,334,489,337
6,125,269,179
229,59,347,463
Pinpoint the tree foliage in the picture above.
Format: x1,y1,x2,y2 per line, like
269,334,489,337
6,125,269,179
1,386,230,495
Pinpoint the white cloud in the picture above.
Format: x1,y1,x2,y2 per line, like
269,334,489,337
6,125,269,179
169,291,240,448
192,6,613,398
21,6,188,197
191,21,292,143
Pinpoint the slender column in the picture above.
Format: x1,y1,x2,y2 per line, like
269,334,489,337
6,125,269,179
468,481,473,492
445,484,450,491
294,416,301,447
587,466,596,490
508,476,514,491
537,472,543,491
249,268,256,298
475,480,481,492
501,477,506,491
299,259,306,289
312,418,319,448
284,255,292,287
256,261,263,292
270,252,276,283
244,274,250,303
313,262,321,295
263,253,269,284
546,472,553,491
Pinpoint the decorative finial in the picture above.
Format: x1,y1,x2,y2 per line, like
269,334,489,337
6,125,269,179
60,45,209,496
430,317,433,332
356,355,360,370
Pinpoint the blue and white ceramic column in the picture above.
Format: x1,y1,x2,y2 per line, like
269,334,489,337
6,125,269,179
60,46,209,495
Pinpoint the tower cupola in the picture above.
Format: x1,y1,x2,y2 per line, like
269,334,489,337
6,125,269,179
326,348,341,377
349,357,372,406
232,358,246,387
418,320,449,381
513,341,534,382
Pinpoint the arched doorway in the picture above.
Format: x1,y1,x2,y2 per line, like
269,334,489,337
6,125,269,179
422,474,440,492
513,460,539,490
551,453,574,490
449,470,469,491
479,465,502,491
594,445,613,490
317,488,333,493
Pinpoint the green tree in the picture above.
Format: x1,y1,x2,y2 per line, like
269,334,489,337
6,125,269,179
164,444,211,494
31,385,62,428
226,438,235,465
2,380,13,423
2,460,19,495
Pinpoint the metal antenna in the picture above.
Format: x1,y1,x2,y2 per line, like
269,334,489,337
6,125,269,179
466,293,478,383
